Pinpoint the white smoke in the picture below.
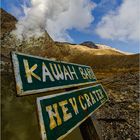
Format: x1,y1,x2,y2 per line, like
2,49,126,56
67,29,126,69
13,0,96,41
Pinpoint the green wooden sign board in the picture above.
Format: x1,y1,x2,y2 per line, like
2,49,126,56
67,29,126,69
37,84,108,140
12,52,97,96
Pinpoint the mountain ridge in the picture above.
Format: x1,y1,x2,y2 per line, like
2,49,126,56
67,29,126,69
1,8,139,71
80,41,132,55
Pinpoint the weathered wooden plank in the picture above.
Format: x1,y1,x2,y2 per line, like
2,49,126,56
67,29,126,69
37,84,108,140
11,52,97,96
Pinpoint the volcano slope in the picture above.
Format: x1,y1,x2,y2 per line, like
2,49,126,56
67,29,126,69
1,9,139,140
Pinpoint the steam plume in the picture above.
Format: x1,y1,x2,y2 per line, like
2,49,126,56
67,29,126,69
13,0,96,41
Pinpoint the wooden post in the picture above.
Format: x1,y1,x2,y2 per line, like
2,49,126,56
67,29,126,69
79,117,100,140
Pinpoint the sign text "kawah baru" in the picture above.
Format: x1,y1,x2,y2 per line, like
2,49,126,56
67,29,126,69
12,52,97,95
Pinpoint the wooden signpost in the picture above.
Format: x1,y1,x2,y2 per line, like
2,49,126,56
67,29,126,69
37,84,108,140
11,52,108,140
12,52,96,96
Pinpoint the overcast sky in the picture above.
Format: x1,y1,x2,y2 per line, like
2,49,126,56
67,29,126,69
1,0,140,53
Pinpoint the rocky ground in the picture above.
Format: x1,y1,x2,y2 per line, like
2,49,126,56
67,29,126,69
94,71,139,140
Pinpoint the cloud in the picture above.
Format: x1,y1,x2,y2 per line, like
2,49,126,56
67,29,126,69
13,0,96,41
95,0,139,42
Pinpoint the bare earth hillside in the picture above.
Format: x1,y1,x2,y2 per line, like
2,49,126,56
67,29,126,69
0,9,17,38
1,9,139,140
